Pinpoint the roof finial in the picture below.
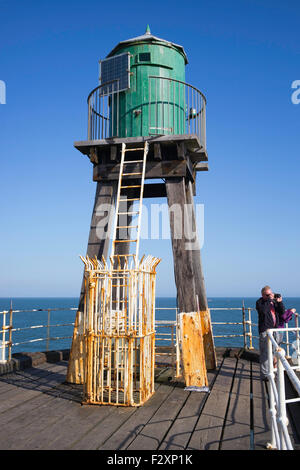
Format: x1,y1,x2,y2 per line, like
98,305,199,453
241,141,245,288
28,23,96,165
145,24,151,35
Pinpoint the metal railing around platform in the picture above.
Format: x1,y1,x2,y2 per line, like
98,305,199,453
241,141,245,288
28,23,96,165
148,76,206,148
86,76,207,149
87,79,120,140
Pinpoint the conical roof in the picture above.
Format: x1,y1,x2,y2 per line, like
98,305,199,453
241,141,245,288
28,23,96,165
106,26,188,64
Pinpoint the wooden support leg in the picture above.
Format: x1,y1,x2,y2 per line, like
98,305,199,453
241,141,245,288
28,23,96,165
184,180,207,310
185,180,217,370
66,181,117,383
165,177,209,383
78,181,117,309
165,177,198,313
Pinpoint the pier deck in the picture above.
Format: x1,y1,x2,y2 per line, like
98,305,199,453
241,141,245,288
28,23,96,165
0,348,298,451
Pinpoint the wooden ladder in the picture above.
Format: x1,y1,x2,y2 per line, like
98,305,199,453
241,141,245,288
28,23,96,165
110,141,149,267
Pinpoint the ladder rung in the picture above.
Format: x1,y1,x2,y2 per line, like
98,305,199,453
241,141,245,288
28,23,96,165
113,240,137,244
111,142,148,261
117,211,139,215
112,284,127,287
121,185,141,188
112,300,127,303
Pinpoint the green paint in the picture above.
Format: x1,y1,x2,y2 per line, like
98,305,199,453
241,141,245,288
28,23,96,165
108,29,187,138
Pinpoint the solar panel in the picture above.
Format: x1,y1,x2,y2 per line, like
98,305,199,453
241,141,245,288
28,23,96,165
99,52,130,94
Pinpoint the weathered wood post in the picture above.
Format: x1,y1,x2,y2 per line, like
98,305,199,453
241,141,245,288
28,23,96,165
184,180,216,370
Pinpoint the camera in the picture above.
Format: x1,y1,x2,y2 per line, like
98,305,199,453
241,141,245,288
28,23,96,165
274,293,281,299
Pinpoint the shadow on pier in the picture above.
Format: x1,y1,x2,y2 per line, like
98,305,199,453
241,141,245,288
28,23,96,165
0,347,299,450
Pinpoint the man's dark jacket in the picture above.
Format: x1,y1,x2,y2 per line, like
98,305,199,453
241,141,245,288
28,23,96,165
256,298,285,334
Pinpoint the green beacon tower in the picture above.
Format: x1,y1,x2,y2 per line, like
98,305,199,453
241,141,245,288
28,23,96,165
104,24,187,138
84,25,206,147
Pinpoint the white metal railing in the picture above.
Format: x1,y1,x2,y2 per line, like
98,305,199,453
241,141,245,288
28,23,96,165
1,305,299,368
0,306,180,366
0,307,77,363
155,309,179,375
266,328,300,450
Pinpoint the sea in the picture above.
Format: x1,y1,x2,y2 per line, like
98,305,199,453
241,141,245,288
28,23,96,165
0,297,299,356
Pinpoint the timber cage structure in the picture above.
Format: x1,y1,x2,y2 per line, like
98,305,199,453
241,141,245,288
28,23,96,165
80,254,161,407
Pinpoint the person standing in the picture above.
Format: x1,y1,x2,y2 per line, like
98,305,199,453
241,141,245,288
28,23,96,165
256,286,285,381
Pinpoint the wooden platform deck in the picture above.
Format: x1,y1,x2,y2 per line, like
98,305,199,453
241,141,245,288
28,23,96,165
0,348,298,451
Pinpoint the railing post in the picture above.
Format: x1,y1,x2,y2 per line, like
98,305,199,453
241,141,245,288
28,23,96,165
295,313,300,372
88,100,91,140
203,102,206,149
267,331,279,449
0,311,7,363
276,350,292,450
46,309,51,352
242,300,247,349
285,322,290,359
171,324,175,370
8,306,13,361
247,308,254,350
175,309,181,378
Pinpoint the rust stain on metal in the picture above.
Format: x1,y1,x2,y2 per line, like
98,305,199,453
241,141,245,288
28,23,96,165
78,254,160,407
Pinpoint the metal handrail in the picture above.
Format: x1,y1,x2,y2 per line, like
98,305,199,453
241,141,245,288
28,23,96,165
266,328,300,450
0,304,253,374
1,305,299,365
0,305,272,362
86,75,207,147
148,76,207,104
87,79,120,140
148,75,206,148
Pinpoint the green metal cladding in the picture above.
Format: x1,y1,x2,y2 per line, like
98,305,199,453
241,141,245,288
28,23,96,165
106,27,188,138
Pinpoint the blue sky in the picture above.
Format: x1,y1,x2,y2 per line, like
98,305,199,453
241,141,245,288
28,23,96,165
0,0,299,297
